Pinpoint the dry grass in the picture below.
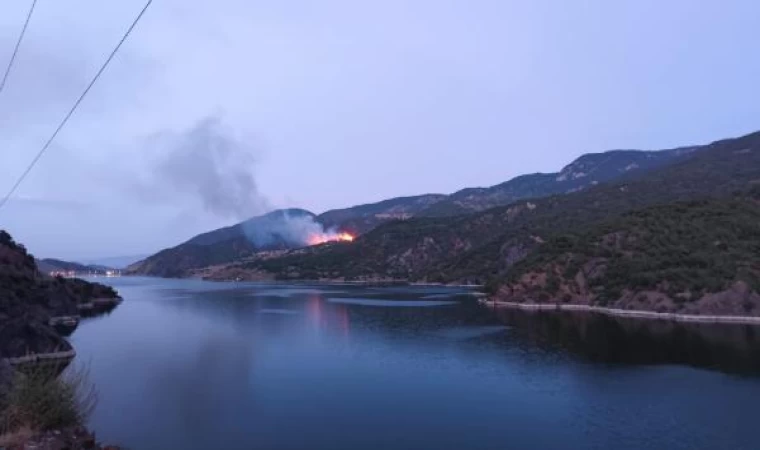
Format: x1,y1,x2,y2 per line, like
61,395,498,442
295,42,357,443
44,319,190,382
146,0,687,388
0,362,97,437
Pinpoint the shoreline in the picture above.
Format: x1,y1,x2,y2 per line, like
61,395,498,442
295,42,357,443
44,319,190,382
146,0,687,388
130,274,483,289
481,300,760,325
3,349,77,366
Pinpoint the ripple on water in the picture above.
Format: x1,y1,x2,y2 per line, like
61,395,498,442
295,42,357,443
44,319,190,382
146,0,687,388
431,326,510,340
327,297,457,307
258,308,301,315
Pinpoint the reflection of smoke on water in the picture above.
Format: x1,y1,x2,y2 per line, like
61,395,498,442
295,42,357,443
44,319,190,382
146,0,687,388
148,330,256,448
141,295,354,448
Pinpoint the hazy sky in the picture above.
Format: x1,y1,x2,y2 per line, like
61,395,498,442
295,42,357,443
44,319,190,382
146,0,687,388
1,0,759,260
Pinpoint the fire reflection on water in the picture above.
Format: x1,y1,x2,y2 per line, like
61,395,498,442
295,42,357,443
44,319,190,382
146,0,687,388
306,295,350,338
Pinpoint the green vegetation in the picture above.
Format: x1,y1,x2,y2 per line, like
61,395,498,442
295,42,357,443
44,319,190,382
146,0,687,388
420,148,693,217
127,208,321,277
240,130,760,286
132,136,697,278
0,363,96,436
132,128,760,314
0,232,117,447
507,193,760,304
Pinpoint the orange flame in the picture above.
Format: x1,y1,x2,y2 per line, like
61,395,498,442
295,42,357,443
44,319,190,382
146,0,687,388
306,232,355,246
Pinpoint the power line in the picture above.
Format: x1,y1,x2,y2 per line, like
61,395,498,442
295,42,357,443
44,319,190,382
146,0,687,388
0,0,153,213
0,0,38,96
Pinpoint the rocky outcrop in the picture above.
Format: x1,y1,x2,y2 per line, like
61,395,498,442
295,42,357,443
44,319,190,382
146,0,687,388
0,230,121,361
0,318,73,363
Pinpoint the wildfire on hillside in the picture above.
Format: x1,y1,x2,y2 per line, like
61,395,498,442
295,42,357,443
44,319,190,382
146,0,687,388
306,232,355,246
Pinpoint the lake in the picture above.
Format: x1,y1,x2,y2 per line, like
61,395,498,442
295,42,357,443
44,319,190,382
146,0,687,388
73,277,760,450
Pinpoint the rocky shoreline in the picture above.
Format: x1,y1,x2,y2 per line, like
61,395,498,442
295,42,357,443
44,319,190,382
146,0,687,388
1,230,124,447
3,349,77,366
0,426,122,449
481,299,760,325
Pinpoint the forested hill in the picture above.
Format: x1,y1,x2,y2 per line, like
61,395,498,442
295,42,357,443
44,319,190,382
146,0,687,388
243,130,760,290
496,192,760,315
131,136,699,278
127,208,316,278
417,146,697,217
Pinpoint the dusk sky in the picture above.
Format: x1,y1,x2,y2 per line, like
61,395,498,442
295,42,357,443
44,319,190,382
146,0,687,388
1,0,759,260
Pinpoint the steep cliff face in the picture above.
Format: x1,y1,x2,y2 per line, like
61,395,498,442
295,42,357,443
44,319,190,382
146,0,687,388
0,231,119,359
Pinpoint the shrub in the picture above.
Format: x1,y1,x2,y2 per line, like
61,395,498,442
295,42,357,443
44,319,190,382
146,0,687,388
482,277,501,295
546,274,560,294
0,363,97,435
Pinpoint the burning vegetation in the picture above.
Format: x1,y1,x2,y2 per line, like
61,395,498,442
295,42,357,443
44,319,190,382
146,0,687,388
306,232,355,246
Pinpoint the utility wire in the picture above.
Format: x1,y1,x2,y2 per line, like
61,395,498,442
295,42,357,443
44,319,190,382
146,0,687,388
0,0,38,97
0,0,153,213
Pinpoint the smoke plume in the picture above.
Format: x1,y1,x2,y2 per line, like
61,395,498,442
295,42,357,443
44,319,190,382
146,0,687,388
242,211,349,248
141,117,269,219
129,117,352,248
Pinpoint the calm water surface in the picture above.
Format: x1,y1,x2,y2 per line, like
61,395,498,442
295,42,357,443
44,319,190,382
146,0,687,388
73,277,760,450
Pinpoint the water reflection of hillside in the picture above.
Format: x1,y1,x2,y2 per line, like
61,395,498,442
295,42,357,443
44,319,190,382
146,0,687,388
493,308,760,374
145,329,258,449
154,287,352,339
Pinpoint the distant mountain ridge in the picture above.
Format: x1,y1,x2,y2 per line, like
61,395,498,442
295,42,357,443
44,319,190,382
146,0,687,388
318,194,446,234
130,138,704,278
83,254,149,269
35,258,114,275
231,129,760,292
418,146,697,216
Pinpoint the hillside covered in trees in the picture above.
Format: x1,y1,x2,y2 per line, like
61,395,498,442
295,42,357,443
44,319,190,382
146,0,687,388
497,193,760,315
130,128,760,316
239,131,759,280
129,140,695,278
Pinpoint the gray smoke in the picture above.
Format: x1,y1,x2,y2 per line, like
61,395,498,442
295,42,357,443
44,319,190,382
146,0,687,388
242,211,344,248
146,117,269,219
131,117,349,247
